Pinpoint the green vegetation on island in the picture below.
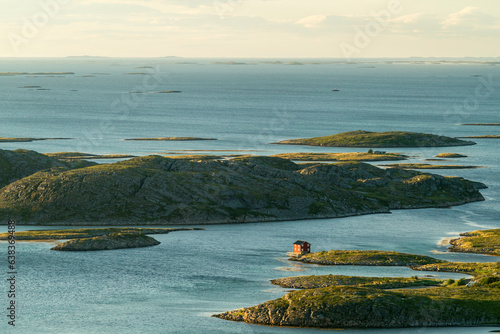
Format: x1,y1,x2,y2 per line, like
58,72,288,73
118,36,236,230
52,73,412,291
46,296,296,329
0,151,487,224
435,153,468,158
270,152,408,162
273,130,476,148
378,163,482,170
215,249,500,329
448,229,500,256
123,137,216,141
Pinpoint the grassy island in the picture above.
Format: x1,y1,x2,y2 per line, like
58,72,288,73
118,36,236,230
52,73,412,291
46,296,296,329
270,152,408,162
215,249,500,329
436,153,468,158
123,137,217,141
378,163,482,170
0,151,487,224
272,130,476,148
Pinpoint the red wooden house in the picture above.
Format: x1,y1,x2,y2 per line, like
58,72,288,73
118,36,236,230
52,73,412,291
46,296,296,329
293,240,311,254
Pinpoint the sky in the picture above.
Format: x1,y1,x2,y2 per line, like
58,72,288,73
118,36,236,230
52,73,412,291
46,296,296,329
0,0,499,58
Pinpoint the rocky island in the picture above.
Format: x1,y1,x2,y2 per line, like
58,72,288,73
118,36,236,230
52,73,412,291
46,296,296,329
0,150,487,224
51,233,160,251
214,246,500,329
273,130,476,147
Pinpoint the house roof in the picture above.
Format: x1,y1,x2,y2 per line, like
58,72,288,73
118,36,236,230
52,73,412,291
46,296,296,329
294,240,309,245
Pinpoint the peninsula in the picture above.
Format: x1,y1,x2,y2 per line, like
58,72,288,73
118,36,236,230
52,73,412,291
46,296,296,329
0,151,487,224
272,130,476,148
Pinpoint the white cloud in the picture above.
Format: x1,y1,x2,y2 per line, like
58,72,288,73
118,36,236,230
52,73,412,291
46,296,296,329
442,6,497,29
295,15,327,28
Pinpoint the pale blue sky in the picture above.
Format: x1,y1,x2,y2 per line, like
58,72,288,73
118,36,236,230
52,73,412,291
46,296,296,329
1,0,498,57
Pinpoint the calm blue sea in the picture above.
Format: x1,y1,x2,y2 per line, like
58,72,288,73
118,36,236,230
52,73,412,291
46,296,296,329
0,58,499,333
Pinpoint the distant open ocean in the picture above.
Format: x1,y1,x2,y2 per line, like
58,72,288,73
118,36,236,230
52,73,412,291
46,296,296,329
0,58,499,333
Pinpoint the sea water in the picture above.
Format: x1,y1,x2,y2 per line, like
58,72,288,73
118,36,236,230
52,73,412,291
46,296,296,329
0,58,499,333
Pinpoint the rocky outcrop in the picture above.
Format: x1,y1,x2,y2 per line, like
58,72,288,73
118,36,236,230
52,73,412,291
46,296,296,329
51,233,160,251
0,154,487,225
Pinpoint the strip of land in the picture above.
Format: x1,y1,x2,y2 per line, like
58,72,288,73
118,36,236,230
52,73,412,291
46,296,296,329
0,137,72,143
0,227,202,240
270,152,408,162
123,137,217,141
0,72,74,76
460,123,500,126
379,163,483,169
457,135,500,139
44,152,136,160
